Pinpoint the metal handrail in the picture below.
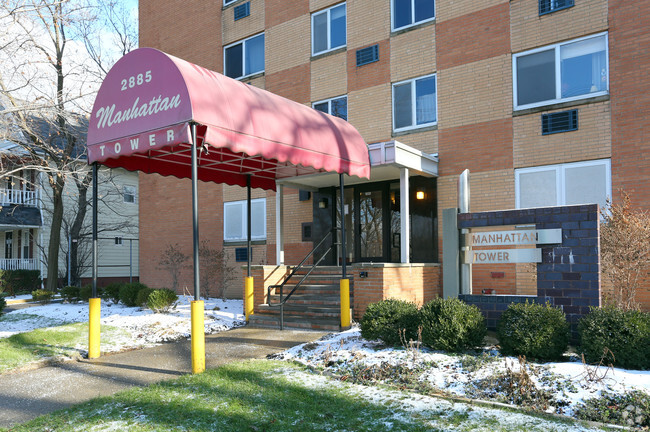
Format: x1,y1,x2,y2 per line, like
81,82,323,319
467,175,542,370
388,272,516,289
267,229,339,330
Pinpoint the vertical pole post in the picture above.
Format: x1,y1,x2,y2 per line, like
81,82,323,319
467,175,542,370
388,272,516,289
400,168,410,264
88,163,100,359
67,233,71,287
129,239,133,283
244,175,254,321
458,169,472,295
275,184,284,266
189,123,205,374
339,173,350,328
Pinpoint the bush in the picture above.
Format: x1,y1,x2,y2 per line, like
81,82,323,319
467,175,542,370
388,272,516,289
79,285,103,302
147,288,179,313
360,299,420,346
31,289,54,304
60,286,80,303
135,287,155,308
101,283,124,304
419,298,486,352
0,270,42,296
497,301,569,361
119,282,149,307
578,306,650,370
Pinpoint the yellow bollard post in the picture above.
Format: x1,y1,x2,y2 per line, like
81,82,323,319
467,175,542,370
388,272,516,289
191,300,205,374
340,278,350,328
88,297,101,359
244,276,254,322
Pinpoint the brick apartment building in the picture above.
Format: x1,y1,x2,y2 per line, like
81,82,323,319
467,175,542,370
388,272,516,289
135,0,650,314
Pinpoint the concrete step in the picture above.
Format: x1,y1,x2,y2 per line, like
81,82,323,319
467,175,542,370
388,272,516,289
248,314,341,331
258,304,340,317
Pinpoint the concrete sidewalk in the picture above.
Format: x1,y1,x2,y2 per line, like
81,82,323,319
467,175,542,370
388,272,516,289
0,326,327,428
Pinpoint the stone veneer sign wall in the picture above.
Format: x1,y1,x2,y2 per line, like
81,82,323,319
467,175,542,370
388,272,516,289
456,204,600,338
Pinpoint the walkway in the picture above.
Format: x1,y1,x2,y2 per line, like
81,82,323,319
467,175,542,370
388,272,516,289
0,327,327,428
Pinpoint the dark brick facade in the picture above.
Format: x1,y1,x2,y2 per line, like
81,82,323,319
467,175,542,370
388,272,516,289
458,204,600,338
458,294,551,330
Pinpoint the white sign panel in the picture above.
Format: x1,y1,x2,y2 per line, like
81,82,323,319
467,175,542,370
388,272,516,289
468,229,561,247
464,248,542,264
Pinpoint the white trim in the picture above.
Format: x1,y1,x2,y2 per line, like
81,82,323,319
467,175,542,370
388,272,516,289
311,2,347,56
513,32,609,111
391,0,435,32
515,158,611,209
392,73,438,133
223,32,265,80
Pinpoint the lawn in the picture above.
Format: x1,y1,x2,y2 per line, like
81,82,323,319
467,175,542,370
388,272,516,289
0,360,610,432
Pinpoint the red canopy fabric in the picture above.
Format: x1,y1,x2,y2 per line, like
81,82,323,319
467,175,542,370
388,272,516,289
87,48,370,190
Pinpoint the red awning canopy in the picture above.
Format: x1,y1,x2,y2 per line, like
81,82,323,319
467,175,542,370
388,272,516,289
87,48,370,190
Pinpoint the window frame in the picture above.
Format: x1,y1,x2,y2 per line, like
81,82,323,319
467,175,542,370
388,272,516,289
223,0,237,6
391,0,436,32
515,158,611,209
539,0,574,16
391,73,438,133
311,2,347,56
223,198,267,242
123,185,136,204
513,32,609,111
223,32,265,80
312,95,348,121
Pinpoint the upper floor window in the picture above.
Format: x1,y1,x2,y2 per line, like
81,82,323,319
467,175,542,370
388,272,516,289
224,198,266,241
539,0,574,15
515,159,611,209
313,96,348,121
392,0,435,31
223,0,236,6
514,32,608,110
312,3,346,56
224,33,265,80
123,185,136,204
392,74,437,132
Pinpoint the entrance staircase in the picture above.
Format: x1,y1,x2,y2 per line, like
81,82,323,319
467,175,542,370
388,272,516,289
247,266,352,331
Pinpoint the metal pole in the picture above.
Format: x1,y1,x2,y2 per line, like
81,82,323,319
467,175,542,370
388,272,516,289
191,124,200,301
247,174,252,278
339,173,346,279
92,163,98,298
129,238,133,283
67,233,71,287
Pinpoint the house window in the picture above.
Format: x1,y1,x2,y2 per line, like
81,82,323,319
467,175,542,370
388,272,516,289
115,237,123,246
312,3,346,56
539,0,574,15
515,159,611,210
224,198,266,241
392,74,437,132
514,33,608,110
224,33,265,79
392,0,435,31
123,185,136,204
313,96,348,121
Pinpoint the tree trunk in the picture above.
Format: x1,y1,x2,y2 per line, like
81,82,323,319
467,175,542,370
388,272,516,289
46,174,65,291
69,174,90,286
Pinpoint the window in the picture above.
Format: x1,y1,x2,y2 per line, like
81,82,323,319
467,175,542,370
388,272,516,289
392,0,435,31
392,74,437,132
539,0,574,15
312,3,346,56
123,185,136,204
515,159,611,209
224,198,266,241
224,33,265,79
313,96,348,121
223,0,236,6
514,33,608,110
115,237,123,246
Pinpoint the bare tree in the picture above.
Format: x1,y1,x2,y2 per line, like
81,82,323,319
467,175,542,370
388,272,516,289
600,191,650,310
0,0,137,290
199,240,236,299
158,243,189,292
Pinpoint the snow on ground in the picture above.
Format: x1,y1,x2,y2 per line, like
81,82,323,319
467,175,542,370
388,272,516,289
274,327,650,421
0,296,245,352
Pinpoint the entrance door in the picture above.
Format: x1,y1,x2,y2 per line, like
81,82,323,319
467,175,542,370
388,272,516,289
357,188,386,261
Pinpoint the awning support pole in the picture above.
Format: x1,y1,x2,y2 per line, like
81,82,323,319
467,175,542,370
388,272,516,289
339,173,350,328
275,184,284,266
339,173,346,279
400,168,410,264
247,174,252,278
244,175,254,322
88,162,100,359
190,123,205,374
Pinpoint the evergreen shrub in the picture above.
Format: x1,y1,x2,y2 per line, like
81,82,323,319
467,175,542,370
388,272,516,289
360,299,420,346
419,298,486,352
497,301,569,361
60,286,80,303
135,287,155,308
578,306,650,370
31,289,54,304
119,282,149,307
147,288,179,313
102,283,124,304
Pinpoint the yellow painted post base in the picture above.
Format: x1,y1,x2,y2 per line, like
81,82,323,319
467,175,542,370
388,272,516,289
88,298,101,359
191,300,205,374
244,276,254,322
340,278,350,328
